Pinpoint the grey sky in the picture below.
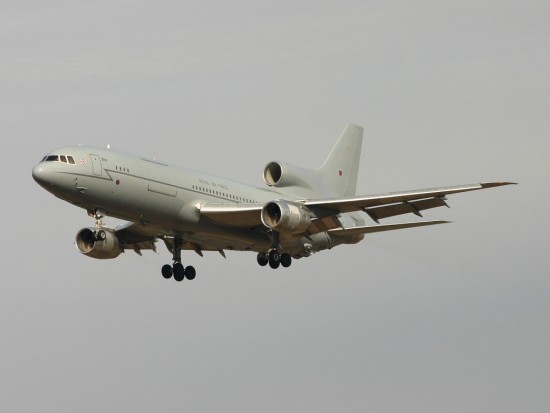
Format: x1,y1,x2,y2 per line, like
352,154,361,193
1,1,549,412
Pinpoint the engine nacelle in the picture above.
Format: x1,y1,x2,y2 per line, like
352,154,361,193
75,227,123,259
261,200,312,234
263,162,316,189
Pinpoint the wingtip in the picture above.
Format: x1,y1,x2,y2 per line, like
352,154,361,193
480,181,518,188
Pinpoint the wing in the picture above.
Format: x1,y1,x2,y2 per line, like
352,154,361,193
114,221,227,256
304,182,516,223
113,182,513,256
199,182,515,229
114,221,160,254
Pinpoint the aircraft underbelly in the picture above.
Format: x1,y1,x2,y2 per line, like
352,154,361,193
169,223,336,256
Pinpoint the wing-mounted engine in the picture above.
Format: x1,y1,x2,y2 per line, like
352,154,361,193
261,200,312,234
75,227,123,259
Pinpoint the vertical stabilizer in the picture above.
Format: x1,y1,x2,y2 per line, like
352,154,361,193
318,124,363,197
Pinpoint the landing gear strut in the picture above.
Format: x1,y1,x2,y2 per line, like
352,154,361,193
161,238,196,282
87,209,107,241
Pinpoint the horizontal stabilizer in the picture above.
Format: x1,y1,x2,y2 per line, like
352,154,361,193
329,220,449,236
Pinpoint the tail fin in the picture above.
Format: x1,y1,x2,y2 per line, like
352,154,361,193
318,124,363,197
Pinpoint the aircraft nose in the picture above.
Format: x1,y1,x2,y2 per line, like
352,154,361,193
32,164,50,187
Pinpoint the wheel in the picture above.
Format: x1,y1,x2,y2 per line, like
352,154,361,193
268,250,280,269
173,263,185,281
96,230,106,240
184,266,196,280
257,252,268,266
161,264,173,279
280,253,292,268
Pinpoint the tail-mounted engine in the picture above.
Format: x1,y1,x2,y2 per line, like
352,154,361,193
263,162,316,189
75,227,123,259
261,200,312,234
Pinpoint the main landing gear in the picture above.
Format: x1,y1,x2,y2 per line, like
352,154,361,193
161,238,196,282
257,232,292,269
257,250,292,269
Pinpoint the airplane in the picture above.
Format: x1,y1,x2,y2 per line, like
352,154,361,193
32,124,515,281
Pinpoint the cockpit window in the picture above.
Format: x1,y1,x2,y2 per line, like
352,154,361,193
43,154,76,165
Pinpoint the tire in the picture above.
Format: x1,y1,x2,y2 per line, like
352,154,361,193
280,253,292,268
184,266,196,280
161,264,173,279
173,263,185,282
268,250,280,269
257,252,269,266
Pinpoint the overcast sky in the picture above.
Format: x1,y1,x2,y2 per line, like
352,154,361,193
1,1,549,412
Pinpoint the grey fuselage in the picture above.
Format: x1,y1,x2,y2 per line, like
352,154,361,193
32,146,363,256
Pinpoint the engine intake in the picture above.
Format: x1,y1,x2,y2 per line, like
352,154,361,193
263,162,283,186
261,200,312,234
75,227,123,259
